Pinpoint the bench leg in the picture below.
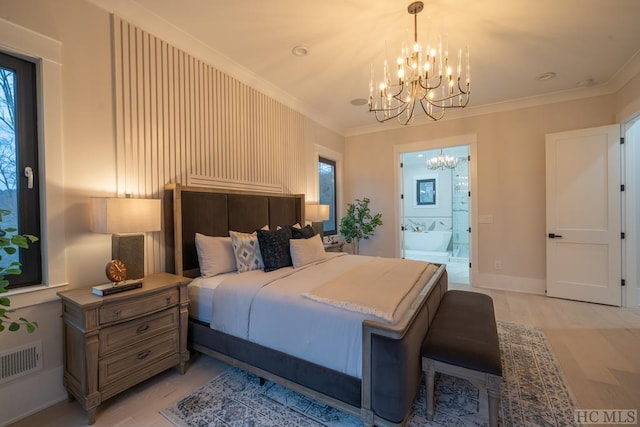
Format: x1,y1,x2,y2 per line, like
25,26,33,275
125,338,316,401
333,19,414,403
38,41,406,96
487,374,502,427
424,360,436,420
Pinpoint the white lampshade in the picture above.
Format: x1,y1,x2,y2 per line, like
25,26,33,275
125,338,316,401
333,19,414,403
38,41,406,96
90,197,161,234
305,204,330,222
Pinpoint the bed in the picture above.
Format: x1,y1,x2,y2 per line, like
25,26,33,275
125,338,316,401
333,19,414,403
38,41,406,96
164,183,448,426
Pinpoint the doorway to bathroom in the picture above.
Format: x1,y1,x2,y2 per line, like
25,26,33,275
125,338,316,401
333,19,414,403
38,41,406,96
400,145,470,285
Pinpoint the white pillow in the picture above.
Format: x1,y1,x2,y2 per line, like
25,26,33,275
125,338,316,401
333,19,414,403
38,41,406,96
229,230,264,273
195,233,237,277
290,234,326,268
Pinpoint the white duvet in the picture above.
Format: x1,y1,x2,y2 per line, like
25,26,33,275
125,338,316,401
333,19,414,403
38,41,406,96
189,253,430,378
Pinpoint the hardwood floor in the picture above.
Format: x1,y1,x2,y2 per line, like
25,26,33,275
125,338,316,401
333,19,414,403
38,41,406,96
11,287,640,426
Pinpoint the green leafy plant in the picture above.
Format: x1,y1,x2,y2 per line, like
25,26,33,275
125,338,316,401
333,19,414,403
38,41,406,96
339,197,383,254
0,209,38,333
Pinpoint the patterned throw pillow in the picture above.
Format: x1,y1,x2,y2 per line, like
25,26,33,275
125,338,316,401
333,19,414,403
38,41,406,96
257,227,293,272
229,230,264,273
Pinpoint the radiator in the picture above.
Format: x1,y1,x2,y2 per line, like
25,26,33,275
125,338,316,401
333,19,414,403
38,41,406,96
0,341,43,385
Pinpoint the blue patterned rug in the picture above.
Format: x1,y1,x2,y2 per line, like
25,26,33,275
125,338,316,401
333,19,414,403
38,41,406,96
161,321,578,426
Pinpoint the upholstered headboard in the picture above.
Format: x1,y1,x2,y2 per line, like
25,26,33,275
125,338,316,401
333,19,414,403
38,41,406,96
164,183,305,277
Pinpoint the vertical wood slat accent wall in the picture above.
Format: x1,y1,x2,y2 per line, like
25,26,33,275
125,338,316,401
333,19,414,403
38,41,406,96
112,16,305,274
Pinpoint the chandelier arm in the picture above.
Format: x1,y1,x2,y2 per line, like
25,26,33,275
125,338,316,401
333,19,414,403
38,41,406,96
372,101,410,123
370,95,409,114
425,88,470,108
418,98,445,120
458,79,470,94
375,81,407,107
400,98,417,125
418,75,443,93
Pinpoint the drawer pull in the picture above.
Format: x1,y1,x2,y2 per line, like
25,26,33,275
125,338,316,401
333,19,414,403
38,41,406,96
166,297,172,305
136,350,151,360
136,324,150,334
112,309,121,319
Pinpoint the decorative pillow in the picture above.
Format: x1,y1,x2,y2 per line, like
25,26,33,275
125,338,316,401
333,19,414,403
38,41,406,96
290,234,326,268
195,233,236,277
257,227,293,272
277,223,301,231
289,224,316,239
229,230,264,273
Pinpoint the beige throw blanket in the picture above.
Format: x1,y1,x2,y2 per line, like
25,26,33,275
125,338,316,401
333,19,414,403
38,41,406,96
304,257,432,323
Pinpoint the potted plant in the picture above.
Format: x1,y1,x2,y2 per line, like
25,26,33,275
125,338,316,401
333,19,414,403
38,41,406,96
0,209,39,333
339,197,383,255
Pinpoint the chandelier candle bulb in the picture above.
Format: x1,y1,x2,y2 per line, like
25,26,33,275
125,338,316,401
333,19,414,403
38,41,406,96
466,47,470,84
439,36,443,76
445,35,448,63
369,65,374,101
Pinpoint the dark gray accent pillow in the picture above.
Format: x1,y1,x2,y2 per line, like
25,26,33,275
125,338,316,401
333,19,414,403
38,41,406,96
289,224,316,239
257,227,293,271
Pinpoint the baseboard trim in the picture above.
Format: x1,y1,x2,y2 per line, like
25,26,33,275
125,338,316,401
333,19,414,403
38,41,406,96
473,273,546,295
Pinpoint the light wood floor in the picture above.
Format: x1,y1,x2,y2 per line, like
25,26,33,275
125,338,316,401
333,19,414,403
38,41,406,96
11,287,640,427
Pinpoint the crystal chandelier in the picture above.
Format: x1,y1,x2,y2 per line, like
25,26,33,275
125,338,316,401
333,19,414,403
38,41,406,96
427,149,458,170
369,1,470,125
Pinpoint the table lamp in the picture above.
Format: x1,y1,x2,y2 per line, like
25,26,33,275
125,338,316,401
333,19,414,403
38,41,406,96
305,204,330,239
90,197,161,283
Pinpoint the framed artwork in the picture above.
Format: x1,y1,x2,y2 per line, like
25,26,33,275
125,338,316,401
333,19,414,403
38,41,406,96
416,178,436,205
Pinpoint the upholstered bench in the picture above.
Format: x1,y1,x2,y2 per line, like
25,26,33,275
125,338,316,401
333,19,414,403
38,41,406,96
421,290,502,427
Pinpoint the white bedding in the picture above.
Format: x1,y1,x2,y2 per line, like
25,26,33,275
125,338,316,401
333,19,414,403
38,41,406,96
187,273,232,324
189,253,432,378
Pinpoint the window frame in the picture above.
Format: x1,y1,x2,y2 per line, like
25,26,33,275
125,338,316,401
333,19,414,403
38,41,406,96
318,156,337,236
0,51,42,288
1,18,68,308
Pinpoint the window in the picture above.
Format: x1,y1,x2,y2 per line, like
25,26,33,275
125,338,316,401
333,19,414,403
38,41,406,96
0,51,41,288
318,157,337,235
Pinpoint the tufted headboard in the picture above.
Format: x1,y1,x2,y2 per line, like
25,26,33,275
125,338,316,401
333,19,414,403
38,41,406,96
164,183,305,278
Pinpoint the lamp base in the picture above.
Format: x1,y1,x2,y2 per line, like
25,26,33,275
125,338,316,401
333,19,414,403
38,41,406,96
311,221,324,240
112,234,144,280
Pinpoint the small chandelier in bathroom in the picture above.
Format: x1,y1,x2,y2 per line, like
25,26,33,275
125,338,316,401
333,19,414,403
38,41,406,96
426,149,458,170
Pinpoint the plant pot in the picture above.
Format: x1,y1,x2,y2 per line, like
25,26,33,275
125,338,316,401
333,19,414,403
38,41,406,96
352,238,360,255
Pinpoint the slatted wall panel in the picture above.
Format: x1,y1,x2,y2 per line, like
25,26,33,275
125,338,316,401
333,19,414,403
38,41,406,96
112,16,305,273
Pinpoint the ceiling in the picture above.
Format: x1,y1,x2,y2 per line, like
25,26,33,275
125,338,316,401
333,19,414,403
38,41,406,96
109,0,640,135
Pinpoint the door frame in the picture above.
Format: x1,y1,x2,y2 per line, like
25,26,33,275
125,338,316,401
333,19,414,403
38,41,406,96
393,134,478,285
623,116,640,307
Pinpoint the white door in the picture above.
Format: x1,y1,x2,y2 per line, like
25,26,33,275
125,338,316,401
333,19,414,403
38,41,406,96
546,125,622,306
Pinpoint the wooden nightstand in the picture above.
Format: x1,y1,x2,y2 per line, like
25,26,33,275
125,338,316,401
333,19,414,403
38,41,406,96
324,241,344,252
57,273,190,424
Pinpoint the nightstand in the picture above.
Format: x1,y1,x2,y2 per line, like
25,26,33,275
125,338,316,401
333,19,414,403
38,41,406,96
57,273,190,424
324,242,344,252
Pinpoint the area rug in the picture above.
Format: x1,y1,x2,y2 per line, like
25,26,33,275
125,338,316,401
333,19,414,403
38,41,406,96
161,321,578,426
